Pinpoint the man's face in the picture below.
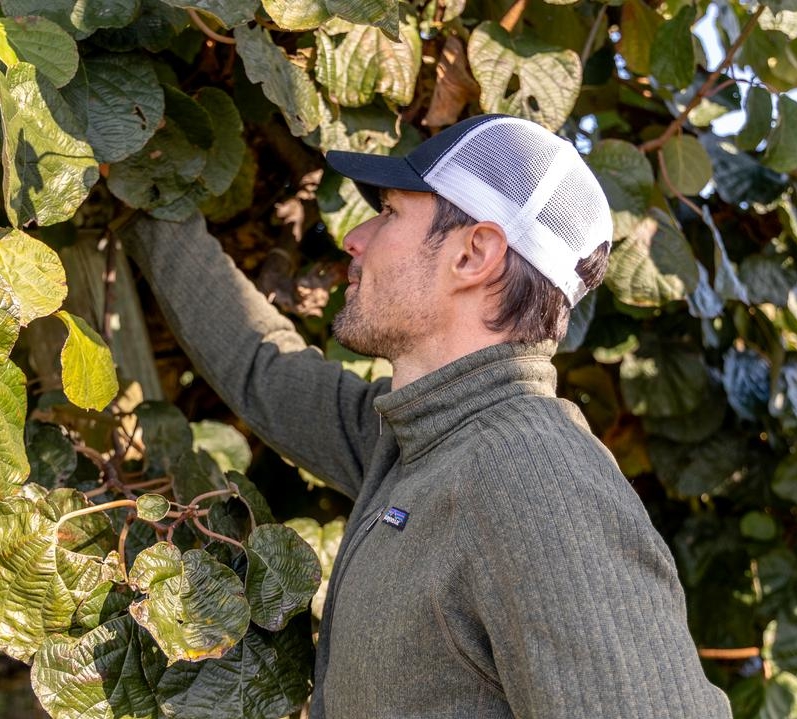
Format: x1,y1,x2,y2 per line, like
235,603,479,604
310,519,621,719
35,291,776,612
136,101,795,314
333,190,443,361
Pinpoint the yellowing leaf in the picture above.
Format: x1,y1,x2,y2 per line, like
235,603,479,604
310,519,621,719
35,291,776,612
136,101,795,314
129,543,250,664
0,63,98,227
468,21,581,132
315,10,421,108
0,229,67,326
617,0,662,76
55,311,118,411
0,360,28,493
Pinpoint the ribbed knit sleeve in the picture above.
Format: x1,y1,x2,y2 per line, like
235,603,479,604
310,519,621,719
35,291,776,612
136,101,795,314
118,211,386,499
458,397,731,718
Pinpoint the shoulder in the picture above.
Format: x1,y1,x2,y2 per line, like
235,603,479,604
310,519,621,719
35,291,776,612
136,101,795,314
451,394,662,554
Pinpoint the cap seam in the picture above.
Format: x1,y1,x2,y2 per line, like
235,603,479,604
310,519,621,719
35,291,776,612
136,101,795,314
419,115,505,178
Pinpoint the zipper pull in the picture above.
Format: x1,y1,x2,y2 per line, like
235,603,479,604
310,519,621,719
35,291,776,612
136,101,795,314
366,507,385,532
378,411,383,436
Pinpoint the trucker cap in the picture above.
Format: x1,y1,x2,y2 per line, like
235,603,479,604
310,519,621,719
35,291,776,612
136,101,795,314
326,113,612,306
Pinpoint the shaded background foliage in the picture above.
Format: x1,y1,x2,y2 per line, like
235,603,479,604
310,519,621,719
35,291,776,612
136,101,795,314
1,0,797,717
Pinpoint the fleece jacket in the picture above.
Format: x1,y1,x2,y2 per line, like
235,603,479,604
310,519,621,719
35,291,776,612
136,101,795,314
119,211,732,719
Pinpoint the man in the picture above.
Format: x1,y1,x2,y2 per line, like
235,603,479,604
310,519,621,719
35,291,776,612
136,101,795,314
121,114,731,717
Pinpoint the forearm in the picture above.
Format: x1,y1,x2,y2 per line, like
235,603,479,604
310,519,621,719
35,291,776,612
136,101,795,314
118,211,380,498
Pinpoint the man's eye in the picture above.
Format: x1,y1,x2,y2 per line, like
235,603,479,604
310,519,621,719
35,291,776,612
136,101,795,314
380,203,394,216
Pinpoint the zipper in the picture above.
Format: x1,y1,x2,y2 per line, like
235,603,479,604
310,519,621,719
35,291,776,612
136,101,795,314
326,505,385,626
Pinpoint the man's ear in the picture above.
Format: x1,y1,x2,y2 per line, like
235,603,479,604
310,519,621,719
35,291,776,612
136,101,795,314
449,221,508,288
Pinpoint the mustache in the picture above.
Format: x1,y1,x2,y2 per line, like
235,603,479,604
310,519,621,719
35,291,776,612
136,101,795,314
347,263,362,284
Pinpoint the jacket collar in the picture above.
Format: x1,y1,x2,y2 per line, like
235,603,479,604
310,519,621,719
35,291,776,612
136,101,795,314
373,341,558,463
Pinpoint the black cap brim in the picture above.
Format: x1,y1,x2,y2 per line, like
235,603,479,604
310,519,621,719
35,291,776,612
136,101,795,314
325,151,435,211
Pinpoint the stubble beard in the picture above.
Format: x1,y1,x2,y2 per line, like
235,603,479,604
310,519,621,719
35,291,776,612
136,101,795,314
332,290,413,362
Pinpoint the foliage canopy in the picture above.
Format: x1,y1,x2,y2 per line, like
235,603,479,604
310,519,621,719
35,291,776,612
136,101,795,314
1,0,797,717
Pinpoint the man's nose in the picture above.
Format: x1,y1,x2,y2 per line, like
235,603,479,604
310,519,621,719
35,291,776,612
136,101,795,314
342,218,373,256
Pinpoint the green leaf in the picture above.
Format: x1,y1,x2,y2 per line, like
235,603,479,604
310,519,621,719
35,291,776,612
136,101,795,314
227,470,274,525
159,0,259,27
135,400,193,476
0,62,98,227
739,25,797,94
587,139,654,241
0,275,19,361
318,172,378,247
25,421,77,490
172,449,228,507
723,347,770,422
311,99,402,155
772,453,797,504
31,615,158,719
0,360,28,493
285,516,344,619
616,0,662,75
91,0,188,53
195,87,245,195
263,0,400,38
244,524,321,631
0,228,67,326
468,21,581,131
315,10,421,108
73,579,134,630
649,433,751,497
61,53,165,164
152,620,313,719
0,491,115,661
234,25,320,136
740,254,797,306
106,119,208,219
604,209,699,307
55,311,119,412
70,0,141,32
262,0,328,28
136,493,171,522
736,85,773,151
191,420,252,474
0,0,81,36
0,16,78,88
701,133,787,206
758,671,797,718
620,336,708,417
129,542,250,664
558,290,597,354
764,94,797,172
163,83,215,150
650,5,696,89
740,511,778,541
659,134,712,196
701,205,750,304
764,616,797,678
200,145,257,222
642,378,726,443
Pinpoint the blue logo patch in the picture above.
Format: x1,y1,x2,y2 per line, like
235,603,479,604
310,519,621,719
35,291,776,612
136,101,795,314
382,507,409,531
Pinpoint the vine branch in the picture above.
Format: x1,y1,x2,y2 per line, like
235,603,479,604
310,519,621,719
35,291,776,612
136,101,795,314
100,232,117,346
188,8,236,45
638,5,765,154
657,148,703,217
698,647,760,660
581,5,607,68
192,516,245,551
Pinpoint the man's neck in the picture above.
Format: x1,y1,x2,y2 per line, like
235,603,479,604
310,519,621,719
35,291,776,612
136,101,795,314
389,331,509,391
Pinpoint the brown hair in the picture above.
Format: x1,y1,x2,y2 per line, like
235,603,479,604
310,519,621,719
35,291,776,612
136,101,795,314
424,194,610,343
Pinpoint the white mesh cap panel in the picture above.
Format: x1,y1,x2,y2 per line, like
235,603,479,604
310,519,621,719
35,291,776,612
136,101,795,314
422,117,612,305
